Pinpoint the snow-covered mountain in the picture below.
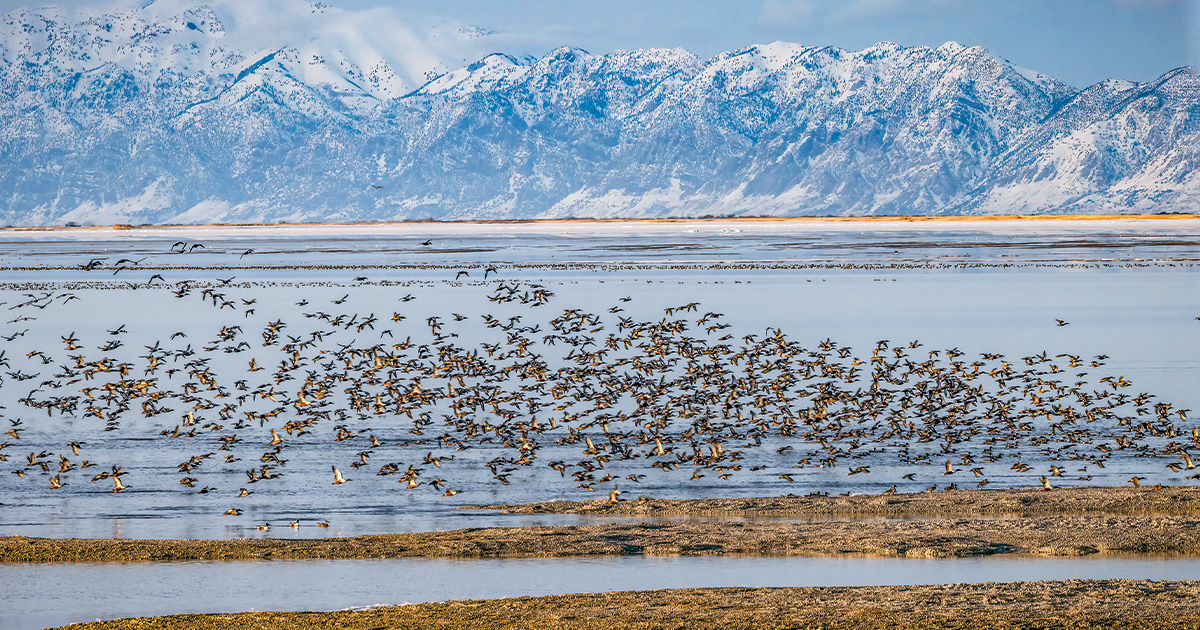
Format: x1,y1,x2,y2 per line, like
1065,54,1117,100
0,0,1195,225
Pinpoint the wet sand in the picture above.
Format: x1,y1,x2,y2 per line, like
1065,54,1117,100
7,488,1200,563
5,514,1198,562
47,580,1200,630
483,486,1200,518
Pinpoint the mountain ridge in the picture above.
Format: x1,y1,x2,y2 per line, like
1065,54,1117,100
0,0,1196,226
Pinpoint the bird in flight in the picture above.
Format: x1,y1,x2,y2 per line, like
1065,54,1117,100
332,466,349,485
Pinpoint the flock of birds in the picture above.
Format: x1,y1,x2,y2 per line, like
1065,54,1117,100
0,241,1197,528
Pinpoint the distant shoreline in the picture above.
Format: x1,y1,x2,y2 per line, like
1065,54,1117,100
11,213,1200,232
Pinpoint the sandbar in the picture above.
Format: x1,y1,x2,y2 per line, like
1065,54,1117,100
6,487,1200,563
483,485,1200,518
46,580,1200,630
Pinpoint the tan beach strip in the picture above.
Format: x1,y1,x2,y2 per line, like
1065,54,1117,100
47,580,1200,630
21,213,1200,231
6,487,1200,563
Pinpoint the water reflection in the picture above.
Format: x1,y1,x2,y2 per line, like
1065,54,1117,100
4,554,1200,630
0,224,1197,540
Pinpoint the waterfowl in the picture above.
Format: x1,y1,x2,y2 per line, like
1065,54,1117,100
332,466,349,485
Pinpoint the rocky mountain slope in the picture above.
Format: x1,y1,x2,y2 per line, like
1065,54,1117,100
0,0,1195,225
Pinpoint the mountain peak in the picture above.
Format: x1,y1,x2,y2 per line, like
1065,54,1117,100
0,4,1193,224
937,40,968,54
539,45,593,64
1,0,508,98
416,52,526,96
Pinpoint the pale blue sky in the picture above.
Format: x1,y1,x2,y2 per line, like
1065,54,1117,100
370,0,1194,87
3,0,1192,87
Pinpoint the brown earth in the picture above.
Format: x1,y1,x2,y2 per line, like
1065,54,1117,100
6,487,1200,563
482,486,1200,518
47,580,1200,630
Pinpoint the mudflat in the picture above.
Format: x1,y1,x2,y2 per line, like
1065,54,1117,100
482,485,1200,517
6,487,1200,563
46,580,1200,630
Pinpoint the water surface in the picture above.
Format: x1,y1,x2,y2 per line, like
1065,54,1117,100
3,554,1200,630
0,220,1196,539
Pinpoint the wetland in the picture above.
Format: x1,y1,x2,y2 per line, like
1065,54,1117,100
0,217,1197,629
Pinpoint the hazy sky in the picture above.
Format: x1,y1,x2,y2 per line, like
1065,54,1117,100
350,0,1192,87
2,0,1193,87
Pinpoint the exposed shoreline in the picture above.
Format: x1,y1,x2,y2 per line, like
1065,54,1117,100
46,580,1200,630
8,514,1200,563
7,487,1200,564
479,486,1200,518
8,213,1200,232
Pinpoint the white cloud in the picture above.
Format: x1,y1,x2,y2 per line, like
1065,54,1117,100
0,0,516,94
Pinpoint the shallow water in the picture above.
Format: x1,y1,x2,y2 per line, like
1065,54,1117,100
3,218,1199,267
0,220,1197,540
4,554,1200,630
